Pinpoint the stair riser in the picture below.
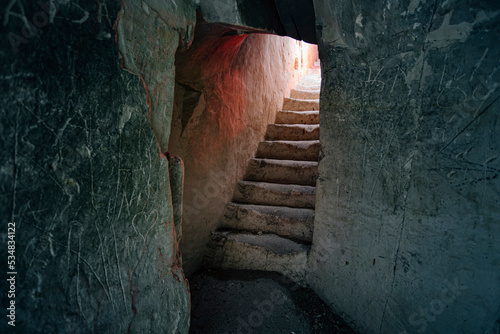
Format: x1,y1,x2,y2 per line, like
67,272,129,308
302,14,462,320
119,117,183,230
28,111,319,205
233,182,315,209
294,85,320,92
256,141,320,161
299,79,321,87
219,203,314,242
275,111,319,125
245,159,318,186
265,125,319,141
283,98,319,111
290,89,320,99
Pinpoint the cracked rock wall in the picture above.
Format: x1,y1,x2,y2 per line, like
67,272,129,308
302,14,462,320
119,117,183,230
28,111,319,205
309,0,500,333
0,0,192,332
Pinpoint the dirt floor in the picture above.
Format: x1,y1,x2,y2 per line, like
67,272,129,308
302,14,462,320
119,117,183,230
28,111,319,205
188,269,358,334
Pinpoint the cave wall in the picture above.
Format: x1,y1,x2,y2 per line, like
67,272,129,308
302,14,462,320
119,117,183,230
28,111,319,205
2,0,499,332
0,0,193,332
169,18,318,275
308,0,500,333
198,0,317,44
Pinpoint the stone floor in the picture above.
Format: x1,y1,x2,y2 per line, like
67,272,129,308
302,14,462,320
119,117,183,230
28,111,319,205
189,269,358,334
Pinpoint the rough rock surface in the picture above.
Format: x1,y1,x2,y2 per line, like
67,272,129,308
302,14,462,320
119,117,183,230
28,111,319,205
198,0,317,44
218,202,315,242
309,0,500,333
0,0,192,332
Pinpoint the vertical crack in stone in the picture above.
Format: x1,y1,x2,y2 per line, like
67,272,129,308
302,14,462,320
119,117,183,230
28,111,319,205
426,0,440,34
379,167,413,334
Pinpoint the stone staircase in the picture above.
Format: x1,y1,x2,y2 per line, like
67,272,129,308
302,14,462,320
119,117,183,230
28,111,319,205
204,61,321,284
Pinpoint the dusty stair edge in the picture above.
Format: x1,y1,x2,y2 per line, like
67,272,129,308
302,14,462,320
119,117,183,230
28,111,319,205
244,158,319,186
256,140,321,161
265,124,320,141
275,110,320,125
233,180,316,209
218,201,315,243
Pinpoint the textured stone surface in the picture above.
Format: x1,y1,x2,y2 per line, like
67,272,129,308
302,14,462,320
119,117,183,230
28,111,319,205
265,124,320,141
234,181,316,208
275,110,320,124
198,0,317,44
117,0,195,151
309,0,500,333
256,140,321,161
282,97,320,111
290,89,320,99
204,231,310,284
169,155,185,243
244,158,319,186
169,15,318,276
0,0,192,332
218,202,315,242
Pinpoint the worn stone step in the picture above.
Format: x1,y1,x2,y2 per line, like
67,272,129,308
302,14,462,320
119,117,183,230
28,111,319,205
308,67,321,75
256,140,320,161
283,98,319,111
244,158,318,186
299,75,321,86
275,110,319,125
265,124,319,141
233,181,316,209
218,202,314,243
294,84,320,92
299,78,320,86
204,231,310,284
290,89,320,99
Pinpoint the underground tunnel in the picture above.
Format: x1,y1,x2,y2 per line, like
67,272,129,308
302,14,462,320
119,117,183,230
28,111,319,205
1,0,499,333
169,12,346,332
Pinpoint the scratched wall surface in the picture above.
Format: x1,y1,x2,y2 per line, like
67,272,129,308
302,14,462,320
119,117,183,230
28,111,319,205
0,1,191,332
309,0,500,333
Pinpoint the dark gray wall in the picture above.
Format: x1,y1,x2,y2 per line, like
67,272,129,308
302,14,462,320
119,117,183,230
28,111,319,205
309,0,500,333
1,1,191,332
197,0,317,43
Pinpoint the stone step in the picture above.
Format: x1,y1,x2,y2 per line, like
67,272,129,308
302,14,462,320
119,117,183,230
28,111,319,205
299,75,321,85
218,202,314,243
244,158,318,186
256,140,320,161
233,181,316,209
290,89,320,99
275,110,319,125
265,124,319,141
204,231,310,284
283,98,319,111
308,67,321,75
294,84,320,92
